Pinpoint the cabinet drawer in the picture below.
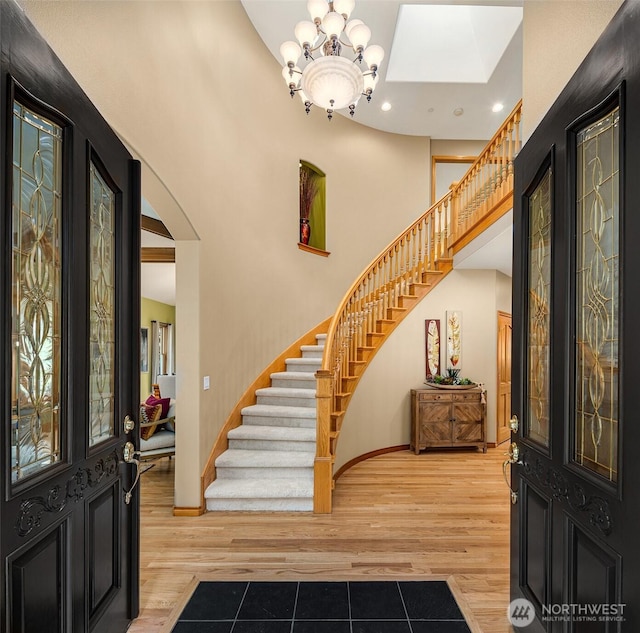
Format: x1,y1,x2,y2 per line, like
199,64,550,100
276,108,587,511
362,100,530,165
418,392,451,401
452,393,480,401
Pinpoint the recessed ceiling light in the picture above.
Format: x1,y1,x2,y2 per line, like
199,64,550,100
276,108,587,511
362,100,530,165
453,107,464,117
428,107,434,113
381,102,392,112
492,102,504,113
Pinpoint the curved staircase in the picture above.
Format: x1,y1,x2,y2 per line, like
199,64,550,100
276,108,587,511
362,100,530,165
202,100,522,514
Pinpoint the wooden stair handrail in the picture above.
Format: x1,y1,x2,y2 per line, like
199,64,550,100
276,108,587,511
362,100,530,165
314,101,522,514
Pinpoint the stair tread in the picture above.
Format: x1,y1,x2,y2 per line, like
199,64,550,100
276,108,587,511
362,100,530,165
241,404,316,418
205,478,313,499
216,449,315,468
300,345,324,351
255,387,316,397
228,425,315,441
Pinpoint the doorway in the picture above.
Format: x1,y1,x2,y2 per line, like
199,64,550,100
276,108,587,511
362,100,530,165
496,311,512,445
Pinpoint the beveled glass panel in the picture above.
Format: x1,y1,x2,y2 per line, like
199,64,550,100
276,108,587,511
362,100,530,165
575,107,620,483
89,162,116,446
11,102,63,483
526,168,552,447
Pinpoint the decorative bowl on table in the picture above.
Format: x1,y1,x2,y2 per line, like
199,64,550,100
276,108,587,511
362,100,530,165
427,382,478,390
425,368,477,390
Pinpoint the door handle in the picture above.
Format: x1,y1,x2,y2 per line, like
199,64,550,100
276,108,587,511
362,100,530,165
123,415,135,433
122,441,141,505
509,414,519,433
503,442,521,505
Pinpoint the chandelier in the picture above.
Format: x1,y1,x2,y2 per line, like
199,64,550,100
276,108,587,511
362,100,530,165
280,0,385,120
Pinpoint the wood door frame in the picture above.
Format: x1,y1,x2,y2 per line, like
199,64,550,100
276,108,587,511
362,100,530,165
496,310,512,446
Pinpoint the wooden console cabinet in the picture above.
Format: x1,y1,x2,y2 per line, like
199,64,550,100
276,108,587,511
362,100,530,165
410,387,486,454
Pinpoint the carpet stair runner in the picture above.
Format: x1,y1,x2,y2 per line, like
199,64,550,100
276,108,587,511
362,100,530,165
204,334,325,511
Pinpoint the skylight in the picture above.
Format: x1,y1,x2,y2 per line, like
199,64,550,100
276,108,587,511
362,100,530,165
386,4,523,84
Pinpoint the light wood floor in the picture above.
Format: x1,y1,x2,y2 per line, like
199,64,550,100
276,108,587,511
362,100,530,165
130,447,512,633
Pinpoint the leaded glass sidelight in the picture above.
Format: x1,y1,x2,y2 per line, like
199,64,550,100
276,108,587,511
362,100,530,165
11,102,63,483
526,168,552,447
89,163,116,446
575,107,620,483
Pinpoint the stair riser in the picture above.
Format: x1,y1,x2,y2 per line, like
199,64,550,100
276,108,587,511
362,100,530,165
301,350,323,359
228,439,316,452
256,395,316,408
271,378,316,389
286,361,321,373
242,416,315,429
216,467,314,480
206,498,313,512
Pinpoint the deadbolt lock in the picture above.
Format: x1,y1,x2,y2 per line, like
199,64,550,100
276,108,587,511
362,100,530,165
509,415,519,433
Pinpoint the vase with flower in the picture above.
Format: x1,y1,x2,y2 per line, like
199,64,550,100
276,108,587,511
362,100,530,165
299,164,318,245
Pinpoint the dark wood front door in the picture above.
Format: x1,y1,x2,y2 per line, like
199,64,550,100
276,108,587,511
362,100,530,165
510,2,640,631
1,4,140,632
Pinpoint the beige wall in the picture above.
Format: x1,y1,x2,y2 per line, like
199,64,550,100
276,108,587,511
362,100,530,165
430,140,487,157
20,0,432,507
522,0,623,140
335,269,511,472
140,298,177,400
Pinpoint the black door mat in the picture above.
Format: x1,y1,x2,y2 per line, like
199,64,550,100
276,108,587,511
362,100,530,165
172,580,471,633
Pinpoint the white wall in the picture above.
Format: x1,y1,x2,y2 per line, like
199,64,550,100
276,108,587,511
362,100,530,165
335,269,511,472
20,0,432,507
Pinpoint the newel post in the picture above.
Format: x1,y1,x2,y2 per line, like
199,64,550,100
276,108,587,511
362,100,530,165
314,369,333,513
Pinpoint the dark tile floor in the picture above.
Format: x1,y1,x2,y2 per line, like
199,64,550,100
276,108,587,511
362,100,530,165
172,581,471,633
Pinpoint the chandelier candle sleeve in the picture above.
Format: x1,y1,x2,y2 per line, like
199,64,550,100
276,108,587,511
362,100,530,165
281,0,384,120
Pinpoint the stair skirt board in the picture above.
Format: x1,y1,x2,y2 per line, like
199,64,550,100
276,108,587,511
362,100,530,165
206,334,324,512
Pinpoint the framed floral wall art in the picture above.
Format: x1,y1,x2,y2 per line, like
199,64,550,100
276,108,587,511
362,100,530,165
446,310,462,370
425,319,441,379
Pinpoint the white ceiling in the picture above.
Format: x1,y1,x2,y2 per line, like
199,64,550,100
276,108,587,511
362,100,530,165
241,0,523,138
454,209,513,276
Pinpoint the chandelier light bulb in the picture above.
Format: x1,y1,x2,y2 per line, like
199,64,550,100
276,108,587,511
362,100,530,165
280,40,302,66
282,66,301,88
363,44,384,70
294,21,318,48
363,72,378,95
344,18,363,41
348,23,371,51
321,11,345,39
307,0,329,23
333,0,355,19
298,88,310,103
